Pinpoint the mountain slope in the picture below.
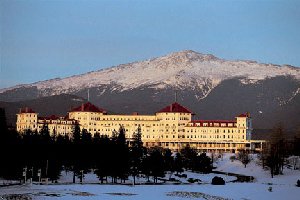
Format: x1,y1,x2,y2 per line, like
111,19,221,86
1,50,299,101
0,50,299,130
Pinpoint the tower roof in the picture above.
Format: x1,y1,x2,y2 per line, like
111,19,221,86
70,102,106,113
237,112,250,118
19,107,36,114
157,102,192,114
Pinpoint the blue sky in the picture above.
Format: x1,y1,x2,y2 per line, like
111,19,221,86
1,0,300,89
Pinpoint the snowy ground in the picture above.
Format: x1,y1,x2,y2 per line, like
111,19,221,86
1,153,300,200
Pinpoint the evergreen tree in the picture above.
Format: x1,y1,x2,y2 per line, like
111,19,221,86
180,145,198,170
238,150,251,168
116,125,129,183
293,126,300,156
174,152,184,175
265,124,287,177
40,123,51,144
163,149,175,179
195,153,212,173
141,155,151,182
117,125,126,146
82,129,92,144
94,135,110,184
0,108,7,141
47,160,62,182
132,125,143,148
130,125,145,185
51,128,57,142
72,122,81,144
93,132,101,144
149,148,165,183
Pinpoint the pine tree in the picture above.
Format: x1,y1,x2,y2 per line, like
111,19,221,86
94,135,110,184
51,128,57,142
163,149,175,179
238,150,251,168
132,125,143,149
0,108,7,141
180,145,197,170
266,124,286,177
130,125,145,185
174,152,184,175
149,148,165,183
72,122,81,144
116,125,129,183
93,132,101,144
82,129,92,144
117,125,126,146
40,123,51,144
196,153,212,173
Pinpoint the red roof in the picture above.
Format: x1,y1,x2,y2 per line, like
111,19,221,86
192,120,236,123
38,115,59,120
237,112,250,118
70,102,105,113
19,107,36,114
189,120,237,127
157,102,192,114
38,115,77,122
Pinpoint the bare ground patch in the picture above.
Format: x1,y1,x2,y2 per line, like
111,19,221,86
67,191,95,196
105,192,137,196
1,194,32,200
166,191,232,200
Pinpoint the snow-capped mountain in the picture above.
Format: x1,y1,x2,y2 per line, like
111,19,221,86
1,50,300,130
1,50,299,100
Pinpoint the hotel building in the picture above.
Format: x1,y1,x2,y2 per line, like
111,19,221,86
16,102,262,152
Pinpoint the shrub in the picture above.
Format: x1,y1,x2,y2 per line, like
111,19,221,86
181,173,187,178
230,156,236,162
187,178,201,183
297,180,300,187
211,176,225,185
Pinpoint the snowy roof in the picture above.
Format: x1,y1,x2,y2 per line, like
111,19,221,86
70,102,106,113
157,102,192,114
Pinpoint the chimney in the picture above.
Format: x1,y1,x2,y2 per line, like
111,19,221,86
170,104,172,112
25,107,28,113
81,103,84,111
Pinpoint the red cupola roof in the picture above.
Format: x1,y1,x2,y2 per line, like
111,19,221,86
157,102,192,114
70,102,106,113
19,107,36,114
237,112,250,118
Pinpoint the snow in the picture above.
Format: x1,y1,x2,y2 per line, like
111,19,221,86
1,153,300,200
1,50,299,97
1,181,300,200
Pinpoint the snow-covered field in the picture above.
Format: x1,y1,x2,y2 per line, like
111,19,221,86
1,153,300,200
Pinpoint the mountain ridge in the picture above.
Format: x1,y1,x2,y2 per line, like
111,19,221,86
1,50,299,130
1,50,299,96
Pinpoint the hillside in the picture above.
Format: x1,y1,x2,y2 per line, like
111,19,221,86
0,50,299,130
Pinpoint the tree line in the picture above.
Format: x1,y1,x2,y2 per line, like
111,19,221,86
260,124,300,178
0,108,212,184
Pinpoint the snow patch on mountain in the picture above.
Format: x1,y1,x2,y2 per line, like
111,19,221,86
1,50,300,97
